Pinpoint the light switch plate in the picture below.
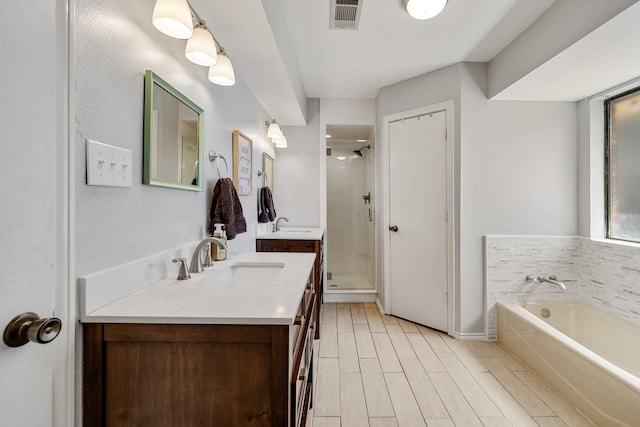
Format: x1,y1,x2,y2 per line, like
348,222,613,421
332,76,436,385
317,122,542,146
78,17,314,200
86,139,132,187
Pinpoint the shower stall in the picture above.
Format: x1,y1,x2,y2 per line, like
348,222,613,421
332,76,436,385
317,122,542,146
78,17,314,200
326,125,376,291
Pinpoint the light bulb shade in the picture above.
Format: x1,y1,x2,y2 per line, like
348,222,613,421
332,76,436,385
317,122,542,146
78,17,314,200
267,121,282,139
274,134,288,148
152,0,194,39
185,27,218,66
208,53,235,86
404,0,447,20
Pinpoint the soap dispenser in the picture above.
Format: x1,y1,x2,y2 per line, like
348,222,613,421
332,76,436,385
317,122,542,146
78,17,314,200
211,223,227,261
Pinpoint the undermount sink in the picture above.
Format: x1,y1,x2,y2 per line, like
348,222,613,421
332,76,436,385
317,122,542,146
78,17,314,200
197,262,284,288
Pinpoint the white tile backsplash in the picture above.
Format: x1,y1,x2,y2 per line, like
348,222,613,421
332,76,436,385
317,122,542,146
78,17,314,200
485,235,640,340
485,236,580,340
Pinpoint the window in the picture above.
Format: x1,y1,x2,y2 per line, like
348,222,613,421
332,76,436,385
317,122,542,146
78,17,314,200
606,86,640,243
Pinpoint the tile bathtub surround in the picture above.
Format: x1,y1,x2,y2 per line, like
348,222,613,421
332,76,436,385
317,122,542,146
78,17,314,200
485,235,640,340
580,239,640,323
485,236,580,341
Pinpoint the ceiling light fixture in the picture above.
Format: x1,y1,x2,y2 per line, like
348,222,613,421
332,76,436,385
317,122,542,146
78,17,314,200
152,0,193,39
404,0,447,20
152,0,235,86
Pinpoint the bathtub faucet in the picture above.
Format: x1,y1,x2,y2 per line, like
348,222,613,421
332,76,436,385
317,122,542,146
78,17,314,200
525,275,567,290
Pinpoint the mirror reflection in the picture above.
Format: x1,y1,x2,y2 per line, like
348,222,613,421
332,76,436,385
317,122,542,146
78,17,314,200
144,70,203,191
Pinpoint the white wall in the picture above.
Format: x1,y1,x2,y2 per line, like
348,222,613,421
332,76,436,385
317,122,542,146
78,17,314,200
75,0,275,278
377,63,578,334
459,63,578,333
276,98,321,226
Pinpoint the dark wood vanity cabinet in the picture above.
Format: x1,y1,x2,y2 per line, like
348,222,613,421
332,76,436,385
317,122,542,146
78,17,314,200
256,237,324,339
83,274,316,427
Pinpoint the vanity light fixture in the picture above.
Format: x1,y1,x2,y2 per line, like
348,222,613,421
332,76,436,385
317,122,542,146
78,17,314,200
152,0,235,86
208,49,235,86
274,134,288,148
265,120,287,148
185,24,217,66
404,0,447,20
152,0,193,39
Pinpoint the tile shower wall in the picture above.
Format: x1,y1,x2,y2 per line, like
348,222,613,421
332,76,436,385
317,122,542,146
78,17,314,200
485,236,580,340
486,235,640,340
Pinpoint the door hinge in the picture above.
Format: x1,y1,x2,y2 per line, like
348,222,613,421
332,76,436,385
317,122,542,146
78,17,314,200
444,128,447,141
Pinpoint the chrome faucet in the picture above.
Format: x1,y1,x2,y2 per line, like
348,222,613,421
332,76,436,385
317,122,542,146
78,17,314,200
189,237,227,273
274,216,289,232
525,275,567,290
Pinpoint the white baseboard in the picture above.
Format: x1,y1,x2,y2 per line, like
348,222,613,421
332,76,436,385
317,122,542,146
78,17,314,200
323,293,378,303
451,331,489,341
376,298,385,313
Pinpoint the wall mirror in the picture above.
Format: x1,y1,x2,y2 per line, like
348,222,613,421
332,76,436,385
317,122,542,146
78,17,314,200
143,70,203,191
262,152,274,190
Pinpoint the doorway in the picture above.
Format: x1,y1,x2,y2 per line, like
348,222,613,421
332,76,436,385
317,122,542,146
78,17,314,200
382,102,454,333
325,124,376,292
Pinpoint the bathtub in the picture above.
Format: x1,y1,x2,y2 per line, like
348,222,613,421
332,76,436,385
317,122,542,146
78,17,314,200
497,301,640,427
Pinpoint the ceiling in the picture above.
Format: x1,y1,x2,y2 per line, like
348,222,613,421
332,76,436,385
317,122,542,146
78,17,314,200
194,0,640,125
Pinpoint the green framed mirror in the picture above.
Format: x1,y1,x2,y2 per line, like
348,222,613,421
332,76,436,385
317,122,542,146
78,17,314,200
143,70,204,191
262,152,274,191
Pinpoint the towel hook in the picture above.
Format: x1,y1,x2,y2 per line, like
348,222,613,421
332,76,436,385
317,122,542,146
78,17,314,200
208,151,229,178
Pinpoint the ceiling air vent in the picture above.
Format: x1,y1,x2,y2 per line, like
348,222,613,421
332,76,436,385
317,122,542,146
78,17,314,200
330,0,363,30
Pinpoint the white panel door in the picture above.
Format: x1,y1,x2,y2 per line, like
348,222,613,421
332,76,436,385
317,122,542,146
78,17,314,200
388,111,448,331
0,1,68,425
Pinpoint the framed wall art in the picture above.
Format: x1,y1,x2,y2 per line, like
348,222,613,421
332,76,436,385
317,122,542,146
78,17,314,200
233,130,252,195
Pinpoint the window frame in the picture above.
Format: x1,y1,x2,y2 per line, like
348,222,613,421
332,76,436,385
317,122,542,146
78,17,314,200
604,85,640,244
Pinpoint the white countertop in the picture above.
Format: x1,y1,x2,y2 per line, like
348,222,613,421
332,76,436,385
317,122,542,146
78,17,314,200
80,252,315,325
256,226,324,241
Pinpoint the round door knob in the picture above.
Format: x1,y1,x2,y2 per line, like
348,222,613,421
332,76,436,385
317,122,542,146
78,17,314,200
3,312,62,348
389,225,398,232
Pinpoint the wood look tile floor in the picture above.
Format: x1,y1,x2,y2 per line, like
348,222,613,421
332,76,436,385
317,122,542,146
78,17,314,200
309,303,595,427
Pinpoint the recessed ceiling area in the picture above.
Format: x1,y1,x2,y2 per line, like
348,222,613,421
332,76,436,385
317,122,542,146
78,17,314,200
192,0,640,124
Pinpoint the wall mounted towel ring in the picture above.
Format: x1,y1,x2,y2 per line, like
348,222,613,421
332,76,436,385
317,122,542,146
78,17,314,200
257,170,268,186
209,151,229,178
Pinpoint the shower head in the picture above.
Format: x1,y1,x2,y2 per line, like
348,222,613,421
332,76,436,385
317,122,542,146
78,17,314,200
353,144,371,156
